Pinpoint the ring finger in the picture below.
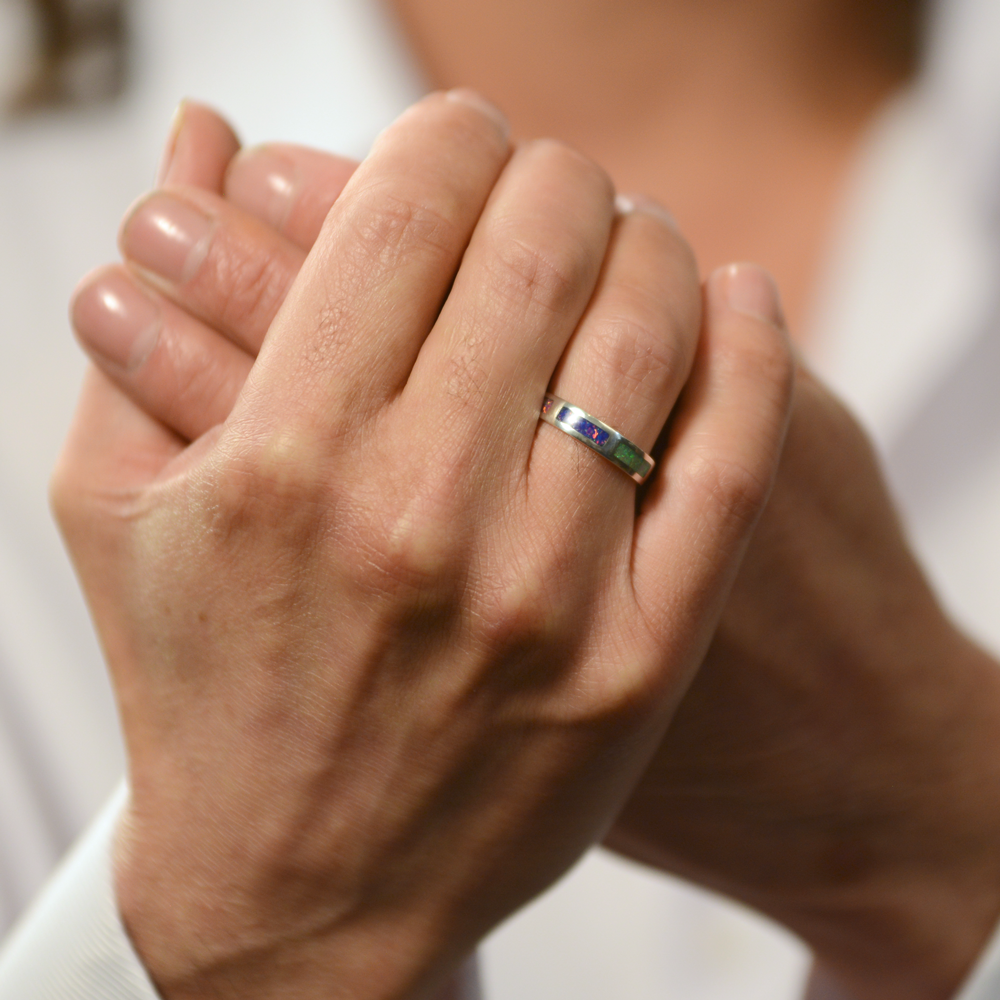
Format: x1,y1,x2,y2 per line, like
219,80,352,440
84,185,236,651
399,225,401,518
530,197,701,521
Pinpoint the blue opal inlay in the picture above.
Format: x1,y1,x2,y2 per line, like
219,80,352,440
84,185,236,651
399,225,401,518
558,407,611,447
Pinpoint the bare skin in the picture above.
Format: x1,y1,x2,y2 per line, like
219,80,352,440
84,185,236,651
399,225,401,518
56,95,794,1000
377,7,997,995
611,365,1000,1000
61,0,1000,994
69,97,1000,1000
388,0,923,336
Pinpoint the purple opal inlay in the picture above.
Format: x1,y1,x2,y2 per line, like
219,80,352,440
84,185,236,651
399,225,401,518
557,407,611,447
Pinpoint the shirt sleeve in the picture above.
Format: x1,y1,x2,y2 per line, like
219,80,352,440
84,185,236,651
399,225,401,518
4,770,995,1000
0,781,162,1000
0,783,483,1000
955,920,1000,1000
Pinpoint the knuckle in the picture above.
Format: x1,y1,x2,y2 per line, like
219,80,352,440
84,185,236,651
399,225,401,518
345,184,461,271
352,474,471,600
487,228,589,319
478,569,567,687
350,458,471,590
208,430,333,550
211,245,290,338
587,312,687,407
366,521,456,598
491,573,556,643
475,528,585,667
688,450,772,532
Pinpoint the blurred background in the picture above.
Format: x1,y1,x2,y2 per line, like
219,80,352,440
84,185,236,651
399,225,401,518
3,0,999,997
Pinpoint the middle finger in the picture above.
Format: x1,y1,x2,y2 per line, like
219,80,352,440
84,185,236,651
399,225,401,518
402,139,615,482
240,90,512,433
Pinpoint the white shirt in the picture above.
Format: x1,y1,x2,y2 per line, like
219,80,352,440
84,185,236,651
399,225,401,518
1,0,999,997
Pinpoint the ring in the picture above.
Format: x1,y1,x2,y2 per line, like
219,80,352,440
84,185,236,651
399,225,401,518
539,394,655,484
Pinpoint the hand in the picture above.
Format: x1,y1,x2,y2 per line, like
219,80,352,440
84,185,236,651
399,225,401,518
75,99,481,1000
79,104,1000,1000
203,125,1000,1000
79,105,1000,1000
607,364,1000,1000
59,92,792,1000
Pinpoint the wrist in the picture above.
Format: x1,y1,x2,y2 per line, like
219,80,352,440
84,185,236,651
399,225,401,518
771,630,1000,1000
786,858,999,1000
113,810,466,1000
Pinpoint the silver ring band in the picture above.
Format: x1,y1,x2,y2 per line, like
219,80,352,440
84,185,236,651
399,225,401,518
539,394,655,484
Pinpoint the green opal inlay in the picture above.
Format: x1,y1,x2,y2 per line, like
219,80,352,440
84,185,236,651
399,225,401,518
612,439,650,476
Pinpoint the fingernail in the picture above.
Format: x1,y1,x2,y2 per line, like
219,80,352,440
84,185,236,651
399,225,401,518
445,88,510,141
226,146,300,231
714,263,784,326
615,193,679,230
72,270,161,371
155,100,187,186
121,193,214,285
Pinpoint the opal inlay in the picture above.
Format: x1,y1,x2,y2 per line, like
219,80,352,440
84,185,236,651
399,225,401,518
541,397,555,415
613,439,651,476
613,440,641,465
558,407,611,447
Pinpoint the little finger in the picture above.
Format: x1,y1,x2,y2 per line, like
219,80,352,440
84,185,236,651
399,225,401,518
632,263,795,634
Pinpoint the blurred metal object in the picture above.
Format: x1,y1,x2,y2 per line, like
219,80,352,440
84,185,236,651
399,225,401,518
5,0,129,115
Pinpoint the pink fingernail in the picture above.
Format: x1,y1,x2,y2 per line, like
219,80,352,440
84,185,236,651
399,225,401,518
72,270,161,371
226,147,300,231
714,263,784,326
121,193,214,285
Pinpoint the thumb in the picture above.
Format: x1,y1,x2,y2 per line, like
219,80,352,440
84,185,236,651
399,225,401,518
51,365,183,563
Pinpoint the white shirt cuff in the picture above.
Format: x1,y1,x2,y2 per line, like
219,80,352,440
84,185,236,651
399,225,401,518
955,918,1000,1000
0,781,161,999
0,783,483,1000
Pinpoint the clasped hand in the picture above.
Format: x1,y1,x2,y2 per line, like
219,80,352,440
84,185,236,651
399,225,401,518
54,92,793,998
